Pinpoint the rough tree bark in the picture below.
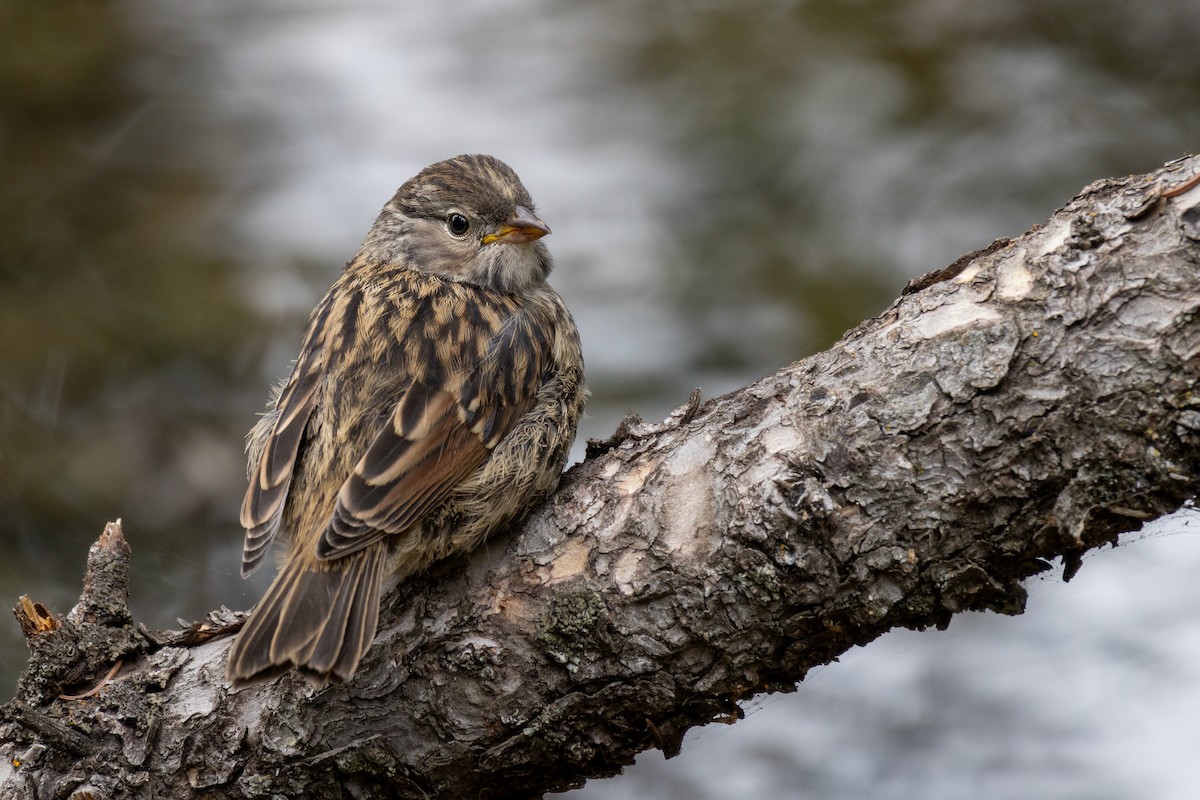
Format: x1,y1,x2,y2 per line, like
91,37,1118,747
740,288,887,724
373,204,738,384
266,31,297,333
3,154,1200,800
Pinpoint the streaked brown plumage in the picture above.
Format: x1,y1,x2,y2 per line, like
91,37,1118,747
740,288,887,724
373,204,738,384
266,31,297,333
227,154,585,687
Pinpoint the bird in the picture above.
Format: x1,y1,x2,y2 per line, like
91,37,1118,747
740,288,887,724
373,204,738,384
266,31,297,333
226,154,585,687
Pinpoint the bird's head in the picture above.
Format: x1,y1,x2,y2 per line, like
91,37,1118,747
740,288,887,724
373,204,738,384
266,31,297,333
358,154,553,294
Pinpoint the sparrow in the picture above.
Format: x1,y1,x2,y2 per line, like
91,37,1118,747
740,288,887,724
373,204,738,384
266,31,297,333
226,154,585,687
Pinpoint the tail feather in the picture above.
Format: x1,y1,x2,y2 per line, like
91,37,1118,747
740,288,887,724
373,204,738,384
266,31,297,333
295,549,385,676
227,546,386,687
332,558,384,679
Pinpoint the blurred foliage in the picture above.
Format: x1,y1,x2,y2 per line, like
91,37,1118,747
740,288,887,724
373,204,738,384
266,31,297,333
0,4,257,629
591,0,1200,369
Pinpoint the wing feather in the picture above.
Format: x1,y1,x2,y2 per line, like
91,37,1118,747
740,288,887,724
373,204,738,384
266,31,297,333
315,303,549,561
239,358,322,577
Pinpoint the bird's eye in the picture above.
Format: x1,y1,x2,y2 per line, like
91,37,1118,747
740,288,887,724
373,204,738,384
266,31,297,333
446,213,470,236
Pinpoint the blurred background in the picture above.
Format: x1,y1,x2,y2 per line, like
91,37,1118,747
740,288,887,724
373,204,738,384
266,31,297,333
2,1,1198,797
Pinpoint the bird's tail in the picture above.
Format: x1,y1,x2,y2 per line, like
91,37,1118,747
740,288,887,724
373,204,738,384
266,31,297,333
227,545,387,687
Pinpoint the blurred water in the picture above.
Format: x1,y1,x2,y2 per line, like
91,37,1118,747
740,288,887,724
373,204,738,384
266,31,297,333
1,1,1198,796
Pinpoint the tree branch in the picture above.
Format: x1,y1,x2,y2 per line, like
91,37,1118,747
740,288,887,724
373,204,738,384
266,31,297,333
4,155,1200,799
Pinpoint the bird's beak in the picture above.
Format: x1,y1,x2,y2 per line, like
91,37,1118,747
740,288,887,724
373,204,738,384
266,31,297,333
482,206,551,245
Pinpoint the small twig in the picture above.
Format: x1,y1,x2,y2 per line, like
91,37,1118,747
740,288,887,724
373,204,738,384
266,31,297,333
645,718,665,752
903,237,1012,294
586,388,704,457
1160,171,1200,199
306,733,386,766
57,658,123,701
13,595,59,638
1126,170,1200,219
5,702,93,756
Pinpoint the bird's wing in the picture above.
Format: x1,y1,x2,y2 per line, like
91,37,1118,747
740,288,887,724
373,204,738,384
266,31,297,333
239,290,344,577
239,360,321,577
317,300,550,561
